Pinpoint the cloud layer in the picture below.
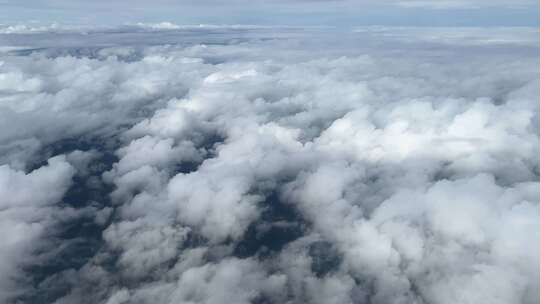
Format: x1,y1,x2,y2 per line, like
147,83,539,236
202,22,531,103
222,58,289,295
1,26,540,304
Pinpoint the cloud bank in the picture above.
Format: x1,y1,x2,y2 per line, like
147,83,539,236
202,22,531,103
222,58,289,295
1,26,540,304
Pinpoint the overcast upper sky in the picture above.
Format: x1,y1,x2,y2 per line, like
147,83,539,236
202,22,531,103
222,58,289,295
1,0,540,27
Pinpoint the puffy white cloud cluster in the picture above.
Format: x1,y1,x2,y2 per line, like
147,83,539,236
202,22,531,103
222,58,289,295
1,26,540,304
0,156,75,300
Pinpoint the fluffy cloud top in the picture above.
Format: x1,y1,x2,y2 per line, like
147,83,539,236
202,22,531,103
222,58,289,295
1,25,540,304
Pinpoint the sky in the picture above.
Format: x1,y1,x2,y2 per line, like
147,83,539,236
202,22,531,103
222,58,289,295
1,0,540,27
2,1,540,304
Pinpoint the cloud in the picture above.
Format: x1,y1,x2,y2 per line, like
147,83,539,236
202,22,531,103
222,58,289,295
0,155,75,301
1,25,540,304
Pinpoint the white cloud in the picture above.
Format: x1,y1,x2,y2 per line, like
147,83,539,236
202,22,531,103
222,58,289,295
1,26,540,304
0,155,75,301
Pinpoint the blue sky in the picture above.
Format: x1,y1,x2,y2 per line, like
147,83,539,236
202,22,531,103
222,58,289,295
1,0,540,27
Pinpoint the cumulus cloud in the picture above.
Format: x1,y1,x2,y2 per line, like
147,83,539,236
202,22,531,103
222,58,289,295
1,25,540,304
0,156,75,301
